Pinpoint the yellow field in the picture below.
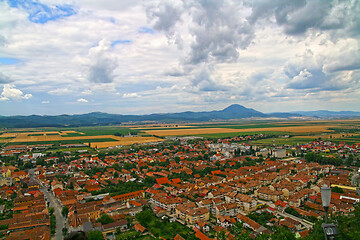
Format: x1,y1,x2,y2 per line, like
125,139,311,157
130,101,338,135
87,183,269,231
85,137,164,148
132,125,195,130
60,130,85,135
0,129,163,149
145,125,336,136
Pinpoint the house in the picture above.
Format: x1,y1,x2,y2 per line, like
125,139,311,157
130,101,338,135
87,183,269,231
255,186,283,202
51,180,63,191
102,220,128,236
195,230,212,240
236,213,272,236
216,215,236,228
214,203,238,217
134,223,147,233
234,193,257,212
195,221,210,232
175,202,210,224
174,234,186,240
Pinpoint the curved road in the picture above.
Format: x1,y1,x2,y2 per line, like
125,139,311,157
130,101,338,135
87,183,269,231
30,170,65,240
351,173,360,195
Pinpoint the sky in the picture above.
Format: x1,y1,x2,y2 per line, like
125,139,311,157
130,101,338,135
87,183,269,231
0,0,359,116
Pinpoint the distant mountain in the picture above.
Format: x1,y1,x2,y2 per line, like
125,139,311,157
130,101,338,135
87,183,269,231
0,104,359,128
292,110,360,118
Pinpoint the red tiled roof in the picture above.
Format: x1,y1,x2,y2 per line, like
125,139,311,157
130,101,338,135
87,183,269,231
156,177,170,185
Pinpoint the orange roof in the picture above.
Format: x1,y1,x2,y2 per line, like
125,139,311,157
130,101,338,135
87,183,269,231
195,230,212,240
172,178,181,184
134,223,146,233
156,177,170,185
174,234,185,240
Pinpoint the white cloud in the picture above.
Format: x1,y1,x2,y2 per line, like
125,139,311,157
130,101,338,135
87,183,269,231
0,84,32,101
81,89,92,95
123,93,140,98
77,98,88,103
0,0,359,114
48,87,73,95
41,100,50,104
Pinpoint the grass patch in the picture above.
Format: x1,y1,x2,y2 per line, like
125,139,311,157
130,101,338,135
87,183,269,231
198,131,289,138
61,132,84,137
250,137,311,145
136,210,193,239
69,126,142,136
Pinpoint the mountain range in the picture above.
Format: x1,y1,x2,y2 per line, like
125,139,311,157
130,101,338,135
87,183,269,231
0,104,359,128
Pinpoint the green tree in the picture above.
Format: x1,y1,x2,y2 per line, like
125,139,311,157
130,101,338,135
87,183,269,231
332,186,344,193
88,230,105,240
48,207,55,216
270,227,296,240
97,214,114,225
216,230,227,240
62,206,69,217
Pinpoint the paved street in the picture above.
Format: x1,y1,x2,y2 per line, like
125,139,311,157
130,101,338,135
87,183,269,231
30,170,66,240
257,199,313,229
277,211,313,229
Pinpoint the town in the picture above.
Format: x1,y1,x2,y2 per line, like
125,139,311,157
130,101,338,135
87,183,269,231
0,132,359,240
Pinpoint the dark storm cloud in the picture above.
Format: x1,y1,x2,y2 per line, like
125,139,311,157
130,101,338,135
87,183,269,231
82,40,117,84
147,0,254,65
189,66,229,92
186,0,254,64
146,1,183,34
88,60,116,83
248,0,360,36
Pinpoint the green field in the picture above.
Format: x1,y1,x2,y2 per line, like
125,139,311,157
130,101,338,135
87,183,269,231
8,138,118,146
198,131,291,139
62,126,142,136
250,137,312,146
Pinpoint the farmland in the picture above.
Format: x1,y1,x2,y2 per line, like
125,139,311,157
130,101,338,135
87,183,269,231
1,119,359,148
0,126,163,148
144,125,336,137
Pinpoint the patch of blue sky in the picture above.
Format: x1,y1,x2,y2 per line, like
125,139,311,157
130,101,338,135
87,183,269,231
138,27,155,34
0,57,21,65
8,0,77,24
111,40,132,47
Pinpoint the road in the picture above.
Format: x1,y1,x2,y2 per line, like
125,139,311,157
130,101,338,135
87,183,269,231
351,173,360,195
30,169,66,240
277,211,314,229
257,200,313,229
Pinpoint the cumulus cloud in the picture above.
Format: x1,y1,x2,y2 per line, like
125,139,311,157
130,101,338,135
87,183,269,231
147,0,254,65
76,39,118,83
77,98,88,103
0,0,359,114
248,0,360,38
188,66,229,92
0,84,32,101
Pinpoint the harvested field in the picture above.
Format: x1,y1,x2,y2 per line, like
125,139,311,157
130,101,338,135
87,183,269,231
86,136,164,148
146,125,336,137
3,133,163,148
60,130,85,135
132,125,195,130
